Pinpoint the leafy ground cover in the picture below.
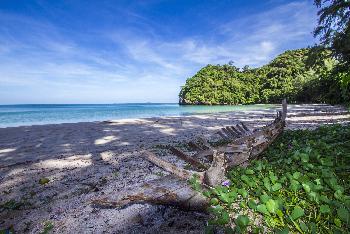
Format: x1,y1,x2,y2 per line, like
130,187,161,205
202,124,350,233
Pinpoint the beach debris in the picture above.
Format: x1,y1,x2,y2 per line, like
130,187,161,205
39,177,50,185
92,100,288,212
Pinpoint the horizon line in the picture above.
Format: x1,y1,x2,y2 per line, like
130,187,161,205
0,102,180,106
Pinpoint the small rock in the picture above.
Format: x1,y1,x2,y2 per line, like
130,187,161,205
39,177,50,185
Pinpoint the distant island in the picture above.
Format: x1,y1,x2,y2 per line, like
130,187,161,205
179,48,349,105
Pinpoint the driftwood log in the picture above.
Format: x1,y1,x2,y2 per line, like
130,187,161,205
92,100,287,211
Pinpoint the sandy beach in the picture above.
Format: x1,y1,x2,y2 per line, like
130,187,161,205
1,104,350,233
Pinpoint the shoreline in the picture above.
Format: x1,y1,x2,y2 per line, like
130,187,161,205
0,102,345,129
1,103,350,233
0,103,282,129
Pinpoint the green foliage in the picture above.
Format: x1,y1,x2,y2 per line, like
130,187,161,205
179,63,256,105
203,124,350,233
189,173,202,192
313,0,350,65
179,48,350,105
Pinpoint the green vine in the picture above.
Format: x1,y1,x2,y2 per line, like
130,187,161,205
204,124,350,233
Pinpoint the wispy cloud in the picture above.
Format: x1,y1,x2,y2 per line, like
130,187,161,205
0,1,318,104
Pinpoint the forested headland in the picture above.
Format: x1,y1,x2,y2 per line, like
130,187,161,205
179,0,350,106
179,48,349,105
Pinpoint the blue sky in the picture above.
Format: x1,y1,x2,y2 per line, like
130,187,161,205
0,0,318,104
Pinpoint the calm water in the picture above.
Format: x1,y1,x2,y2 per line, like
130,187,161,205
0,103,274,128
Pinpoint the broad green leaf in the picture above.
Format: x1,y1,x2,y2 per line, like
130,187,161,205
217,211,230,225
263,177,271,192
291,206,305,220
241,174,250,183
334,190,344,201
252,226,263,234
271,183,282,192
308,222,317,234
255,161,263,171
228,191,238,200
286,172,293,180
218,193,229,203
327,177,339,191
266,199,279,214
280,176,287,183
299,221,308,232
235,215,250,227
320,204,331,213
300,153,309,163
320,195,330,203
314,178,321,185
208,205,224,215
257,204,269,215
313,184,323,191
218,191,237,204
238,188,248,198
321,169,333,178
308,191,320,203
269,172,278,184
320,158,333,166
260,194,270,204
302,182,311,193
292,151,300,160
293,171,301,180
241,174,254,187
203,190,212,198
334,218,342,227
290,179,301,192
245,169,254,175
337,207,349,224
248,199,257,210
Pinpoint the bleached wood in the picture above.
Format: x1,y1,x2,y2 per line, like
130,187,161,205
168,146,208,170
230,126,242,135
92,99,288,212
188,141,203,151
142,151,204,182
217,130,229,140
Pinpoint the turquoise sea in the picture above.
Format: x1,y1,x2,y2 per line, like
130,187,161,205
0,103,274,128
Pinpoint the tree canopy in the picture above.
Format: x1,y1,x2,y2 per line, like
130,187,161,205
179,48,349,105
179,1,350,106
314,0,350,64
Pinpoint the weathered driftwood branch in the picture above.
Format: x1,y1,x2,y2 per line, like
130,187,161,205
168,146,208,170
92,99,288,211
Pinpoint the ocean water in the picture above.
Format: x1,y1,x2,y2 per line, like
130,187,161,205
0,103,274,128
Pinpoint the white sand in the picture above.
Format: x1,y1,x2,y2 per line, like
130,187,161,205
0,104,349,233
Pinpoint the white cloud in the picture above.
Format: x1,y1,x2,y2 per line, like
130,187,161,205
0,1,318,104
